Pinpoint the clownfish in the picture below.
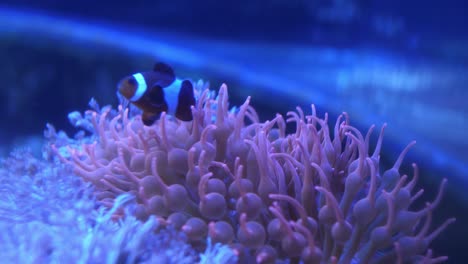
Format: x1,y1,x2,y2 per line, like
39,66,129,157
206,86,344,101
117,62,196,125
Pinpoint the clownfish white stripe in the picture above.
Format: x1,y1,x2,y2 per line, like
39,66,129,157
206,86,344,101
164,78,182,116
130,73,147,102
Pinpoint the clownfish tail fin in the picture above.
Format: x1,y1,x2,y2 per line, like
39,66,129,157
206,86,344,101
175,80,196,121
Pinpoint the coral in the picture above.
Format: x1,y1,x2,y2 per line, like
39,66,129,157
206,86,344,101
0,147,236,263
60,82,455,263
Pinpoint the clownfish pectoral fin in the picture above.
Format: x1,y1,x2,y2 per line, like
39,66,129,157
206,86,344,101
175,80,196,121
148,85,169,112
147,85,166,104
153,62,175,87
141,111,161,126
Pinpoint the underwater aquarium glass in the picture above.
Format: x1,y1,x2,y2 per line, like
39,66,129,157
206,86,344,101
0,1,466,263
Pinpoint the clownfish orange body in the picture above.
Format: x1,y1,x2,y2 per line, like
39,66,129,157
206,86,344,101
117,62,195,125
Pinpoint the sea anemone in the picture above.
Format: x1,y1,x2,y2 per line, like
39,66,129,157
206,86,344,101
58,82,454,263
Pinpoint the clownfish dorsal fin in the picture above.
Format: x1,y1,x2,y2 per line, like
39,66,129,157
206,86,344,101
153,62,175,87
175,80,196,121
